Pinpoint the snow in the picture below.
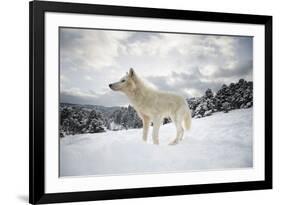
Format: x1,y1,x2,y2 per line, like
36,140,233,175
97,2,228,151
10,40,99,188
60,108,253,177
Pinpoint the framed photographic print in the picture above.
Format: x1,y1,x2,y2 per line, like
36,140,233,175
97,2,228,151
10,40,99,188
29,0,272,204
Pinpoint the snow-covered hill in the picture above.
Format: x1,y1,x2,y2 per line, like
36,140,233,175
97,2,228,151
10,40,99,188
60,108,253,177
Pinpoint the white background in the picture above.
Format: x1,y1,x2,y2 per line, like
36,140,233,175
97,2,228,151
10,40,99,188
0,0,279,204
45,12,265,193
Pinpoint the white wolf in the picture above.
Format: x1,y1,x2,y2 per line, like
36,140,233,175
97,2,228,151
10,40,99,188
109,68,191,145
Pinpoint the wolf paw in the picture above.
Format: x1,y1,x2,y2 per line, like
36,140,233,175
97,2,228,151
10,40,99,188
169,139,179,145
153,139,159,145
142,137,147,142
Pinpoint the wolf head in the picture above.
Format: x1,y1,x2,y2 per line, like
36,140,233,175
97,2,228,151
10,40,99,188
109,68,137,93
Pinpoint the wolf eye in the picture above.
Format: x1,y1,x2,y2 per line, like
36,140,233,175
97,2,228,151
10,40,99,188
121,79,126,83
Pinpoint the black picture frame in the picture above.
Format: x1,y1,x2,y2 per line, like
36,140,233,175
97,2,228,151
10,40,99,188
29,0,272,204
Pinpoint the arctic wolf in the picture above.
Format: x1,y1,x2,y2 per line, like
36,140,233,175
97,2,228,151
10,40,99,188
109,68,191,145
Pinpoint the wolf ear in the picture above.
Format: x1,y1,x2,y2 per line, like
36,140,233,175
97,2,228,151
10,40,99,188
129,68,135,78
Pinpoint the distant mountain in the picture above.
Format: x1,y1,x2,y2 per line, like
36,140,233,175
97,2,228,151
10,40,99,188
60,103,121,117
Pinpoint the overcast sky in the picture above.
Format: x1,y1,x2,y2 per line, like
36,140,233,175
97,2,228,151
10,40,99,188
60,28,253,107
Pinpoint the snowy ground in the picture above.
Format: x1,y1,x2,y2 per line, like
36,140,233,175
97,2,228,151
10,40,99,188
60,108,253,177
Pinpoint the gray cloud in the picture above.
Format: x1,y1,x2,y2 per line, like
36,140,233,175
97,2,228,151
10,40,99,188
60,89,129,107
211,59,253,78
60,28,253,106
147,69,225,98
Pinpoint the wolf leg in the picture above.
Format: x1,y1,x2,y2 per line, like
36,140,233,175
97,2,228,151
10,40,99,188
141,115,150,142
169,117,184,145
152,117,161,145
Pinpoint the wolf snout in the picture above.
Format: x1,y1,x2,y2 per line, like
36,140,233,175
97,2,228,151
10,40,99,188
109,84,113,88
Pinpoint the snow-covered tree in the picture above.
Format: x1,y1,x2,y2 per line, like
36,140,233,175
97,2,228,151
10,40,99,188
187,79,253,118
60,106,105,136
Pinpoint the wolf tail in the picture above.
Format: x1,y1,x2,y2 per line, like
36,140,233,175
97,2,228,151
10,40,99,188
183,106,192,130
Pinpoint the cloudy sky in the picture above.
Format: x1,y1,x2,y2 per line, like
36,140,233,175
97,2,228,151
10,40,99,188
60,27,253,107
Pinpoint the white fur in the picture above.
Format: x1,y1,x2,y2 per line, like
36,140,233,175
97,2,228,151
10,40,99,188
109,68,192,145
